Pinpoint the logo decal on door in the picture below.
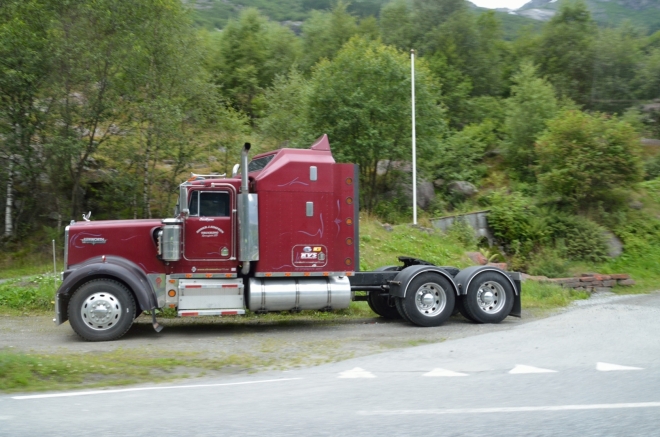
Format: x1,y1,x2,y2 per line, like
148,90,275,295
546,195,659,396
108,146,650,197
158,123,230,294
196,226,224,238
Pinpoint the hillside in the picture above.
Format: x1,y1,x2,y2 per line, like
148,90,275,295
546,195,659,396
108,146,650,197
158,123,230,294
189,0,657,35
515,0,660,31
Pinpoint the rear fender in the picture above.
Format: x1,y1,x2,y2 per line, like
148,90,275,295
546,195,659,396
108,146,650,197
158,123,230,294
453,265,521,318
388,265,459,298
55,256,158,325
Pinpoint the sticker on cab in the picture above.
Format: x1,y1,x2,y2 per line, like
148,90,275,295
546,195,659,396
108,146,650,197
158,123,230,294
292,244,328,267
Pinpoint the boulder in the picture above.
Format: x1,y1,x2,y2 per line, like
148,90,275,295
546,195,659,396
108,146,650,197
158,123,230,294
447,181,478,198
602,231,624,258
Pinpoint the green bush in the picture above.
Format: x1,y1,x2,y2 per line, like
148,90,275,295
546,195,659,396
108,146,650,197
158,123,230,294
546,214,609,262
484,190,536,246
446,217,477,249
536,109,643,213
527,248,570,277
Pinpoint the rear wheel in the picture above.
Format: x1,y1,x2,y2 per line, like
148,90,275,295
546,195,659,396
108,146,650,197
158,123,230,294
398,273,455,327
461,272,514,324
367,266,402,319
68,279,136,341
455,296,478,322
367,292,402,319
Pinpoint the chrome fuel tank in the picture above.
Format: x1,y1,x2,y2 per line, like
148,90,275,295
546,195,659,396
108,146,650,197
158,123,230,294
247,276,351,312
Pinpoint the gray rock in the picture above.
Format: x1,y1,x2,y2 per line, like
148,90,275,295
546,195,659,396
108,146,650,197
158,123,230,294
602,231,624,258
629,200,643,210
447,181,478,197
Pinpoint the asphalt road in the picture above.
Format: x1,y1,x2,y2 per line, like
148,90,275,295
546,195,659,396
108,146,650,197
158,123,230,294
2,291,659,436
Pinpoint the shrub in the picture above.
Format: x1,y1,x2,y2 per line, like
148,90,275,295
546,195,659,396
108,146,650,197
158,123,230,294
536,110,643,213
545,213,609,262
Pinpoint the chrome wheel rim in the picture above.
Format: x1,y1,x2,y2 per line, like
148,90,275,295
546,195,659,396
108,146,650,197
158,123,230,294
81,292,122,330
476,281,505,314
415,282,447,317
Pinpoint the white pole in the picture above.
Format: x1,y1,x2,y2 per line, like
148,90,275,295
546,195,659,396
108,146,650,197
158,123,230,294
411,49,417,225
52,239,57,290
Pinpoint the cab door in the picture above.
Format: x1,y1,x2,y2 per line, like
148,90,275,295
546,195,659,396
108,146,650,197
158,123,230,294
183,187,235,262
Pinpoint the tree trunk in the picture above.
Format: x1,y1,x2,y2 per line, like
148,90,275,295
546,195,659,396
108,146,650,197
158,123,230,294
5,159,13,237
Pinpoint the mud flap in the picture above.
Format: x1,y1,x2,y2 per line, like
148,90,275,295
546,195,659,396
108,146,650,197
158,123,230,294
510,291,522,318
151,311,164,332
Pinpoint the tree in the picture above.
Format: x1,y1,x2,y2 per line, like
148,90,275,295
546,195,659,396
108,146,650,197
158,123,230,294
0,0,54,236
300,1,358,70
210,8,301,118
307,37,446,211
380,0,415,50
258,68,310,146
590,24,644,113
534,0,596,106
411,0,467,46
535,110,643,212
503,62,560,182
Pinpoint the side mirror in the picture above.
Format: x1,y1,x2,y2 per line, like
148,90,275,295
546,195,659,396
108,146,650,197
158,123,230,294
232,163,240,178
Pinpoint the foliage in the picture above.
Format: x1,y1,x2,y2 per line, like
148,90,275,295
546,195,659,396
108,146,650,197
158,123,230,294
209,8,301,118
522,280,589,311
446,218,477,249
299,1,359,71
258,68,310,146
545,213,609,262
590,24,644,113
503,62,560,182
433,122,493,183
484,190,536,249
0,275,56,311
307,37,446,211
526,248,570,278
533,0,597,106
536,110,644,212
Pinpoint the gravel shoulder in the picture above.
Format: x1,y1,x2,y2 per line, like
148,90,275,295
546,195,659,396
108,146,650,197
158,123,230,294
1,291,647,380
1,307,539,363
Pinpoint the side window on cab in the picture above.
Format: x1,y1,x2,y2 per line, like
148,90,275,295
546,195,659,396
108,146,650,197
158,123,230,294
189,191,229,217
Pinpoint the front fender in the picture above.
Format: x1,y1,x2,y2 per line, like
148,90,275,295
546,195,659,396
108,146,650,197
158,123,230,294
389,265,459,298
55,256,158,325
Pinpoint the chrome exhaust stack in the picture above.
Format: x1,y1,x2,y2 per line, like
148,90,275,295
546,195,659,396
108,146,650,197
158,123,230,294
238,143,259,275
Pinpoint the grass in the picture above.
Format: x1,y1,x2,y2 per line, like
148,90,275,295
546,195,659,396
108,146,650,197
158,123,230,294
522,281,589,312
0,342,355,393
0,274,57,313
358,214,472,271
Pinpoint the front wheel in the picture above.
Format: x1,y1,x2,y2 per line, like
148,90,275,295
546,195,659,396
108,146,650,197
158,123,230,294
397,273,455,327
68,279,136,341
461,272,514,324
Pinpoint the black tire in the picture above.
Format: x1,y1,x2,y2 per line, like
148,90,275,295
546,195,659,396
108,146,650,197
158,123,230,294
367,291,402,319
461,272,514,324
455,295,478,322
395,297,412,323
398,272,456,327
68,279,136,341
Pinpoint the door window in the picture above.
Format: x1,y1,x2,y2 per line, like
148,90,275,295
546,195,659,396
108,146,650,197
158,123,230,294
189,192,230,217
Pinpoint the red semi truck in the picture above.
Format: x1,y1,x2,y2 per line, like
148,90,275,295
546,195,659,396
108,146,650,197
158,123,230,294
55,135,521,341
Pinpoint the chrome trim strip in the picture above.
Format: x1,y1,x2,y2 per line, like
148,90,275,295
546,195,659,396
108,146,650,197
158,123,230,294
64,225,70,270
170,273,237,279
254,272,353,278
